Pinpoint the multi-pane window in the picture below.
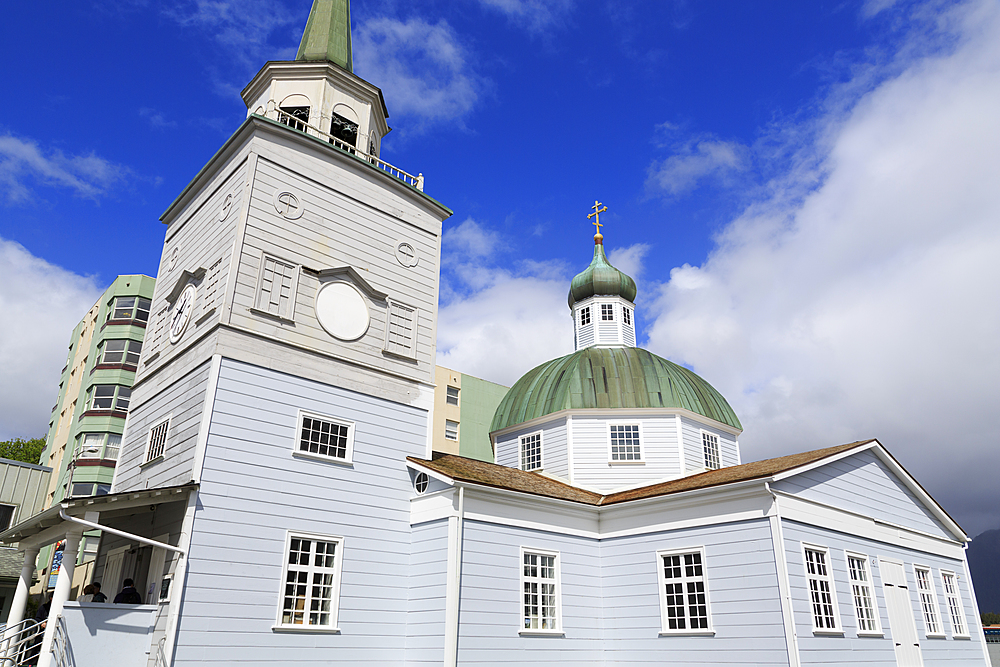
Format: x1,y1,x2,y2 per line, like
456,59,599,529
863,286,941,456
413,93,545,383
78,433,104,459
703,432,720,470
89,385,130,412
940,571,967,636
107,296,151,323
804,546,840,631
145,418,170,462
847,554,879,633
520,432,542,471
298,413,353,462
278,534,343,629
601,304,614,321
385,302,417,358
609,424,641,461
522,550,559,632
658,550,711,632
623,307,632,326
444,420,459,442
579,307,591,326
446,386,460,406
101,339,142,365
914,566,941,635
255,255,299,320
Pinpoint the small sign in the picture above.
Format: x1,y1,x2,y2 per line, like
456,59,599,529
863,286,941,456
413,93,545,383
159,574,173,603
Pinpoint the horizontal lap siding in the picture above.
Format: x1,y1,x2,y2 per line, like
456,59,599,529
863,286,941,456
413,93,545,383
773,449,951,539
601,518,789,666
494,418,565,475
407,519,448,664
115,361,211,492
680,416,737,473
781,520,986,666
174,358,427,666
572,415,680,491
458,520,603,666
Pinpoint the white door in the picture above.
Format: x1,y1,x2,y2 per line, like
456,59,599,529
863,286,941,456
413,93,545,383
102,546,128,598
881,559,924,667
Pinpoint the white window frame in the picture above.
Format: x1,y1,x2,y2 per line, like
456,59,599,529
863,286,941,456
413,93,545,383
845,551,882,636
801,543,843,634
446,386,460,406
383,299,419,360
273,531,344,633
444,419,459,442
293,410,355,465
701,429,721,470
607,422,644,463
519,547,562,636
912,564,943,637
579,306,591,326
939,569,968,637
656,547,714,635
253,253,300,322
600,303,614,321
142,416,171,465
519,431,543,471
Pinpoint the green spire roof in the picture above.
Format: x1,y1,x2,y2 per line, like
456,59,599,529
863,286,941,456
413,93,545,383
491,347,742,433
296,0,353,72
568,240,637,309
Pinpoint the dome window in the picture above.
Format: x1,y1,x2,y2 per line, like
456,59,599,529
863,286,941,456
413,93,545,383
623,307,632,326
580,307,591,326
601,304,614,321
520,432,542,471
609,424,641,462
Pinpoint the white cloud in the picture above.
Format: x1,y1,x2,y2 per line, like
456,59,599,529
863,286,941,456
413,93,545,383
444,218,504,260
646,134,748,198
607,243,651,281
0,134,128,203
0,239,104,441
476,0,574,31
163,0,298,65
353,17,481,128
645,0,1000,535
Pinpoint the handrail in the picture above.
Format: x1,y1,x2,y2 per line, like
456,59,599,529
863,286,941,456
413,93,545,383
58,508,185,554
153,637,168,667
0,619,45,667
266,109,425,191
49,616,73,667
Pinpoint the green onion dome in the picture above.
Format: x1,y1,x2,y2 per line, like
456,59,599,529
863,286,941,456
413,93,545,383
491,347,742,433
568,240,637,308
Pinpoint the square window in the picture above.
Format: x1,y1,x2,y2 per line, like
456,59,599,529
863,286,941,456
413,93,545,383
446,386,459,406
91,385,115,410
658,549,712,633
79,433,104,459
579,307,591,326
609,424,641,461
601,304,614,321
702,432,720,470
445,420,459,441
101,339,127,364
521,549,560,633
276,533,344,629
296,412,354,462
803,545,841,632
145,418,170,462
520,432,542,471
847,553,880,634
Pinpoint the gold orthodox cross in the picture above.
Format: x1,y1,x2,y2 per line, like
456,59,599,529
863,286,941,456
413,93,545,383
588,200,607,235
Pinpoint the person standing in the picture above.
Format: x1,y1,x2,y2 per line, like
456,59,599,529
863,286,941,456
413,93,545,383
91,581,107,603
113,578,142,604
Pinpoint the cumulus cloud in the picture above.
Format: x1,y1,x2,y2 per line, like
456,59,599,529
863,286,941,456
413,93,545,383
0,239,104,440
353,17,482,128
163,0,298,67
645,0,1000,535
476,0,574,31
608,243,651,281
646,133,749,198
0,134,128,203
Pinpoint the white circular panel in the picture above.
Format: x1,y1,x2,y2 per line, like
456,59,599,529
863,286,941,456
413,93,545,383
315,282,370,341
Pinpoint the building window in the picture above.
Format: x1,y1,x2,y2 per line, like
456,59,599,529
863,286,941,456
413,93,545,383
71,483,95,498
278,106,310,132
330,112,359,149
107,296,151,323
803,546,840,632
414,472,429,494
623,307,632,326
609,424,641,461
657,549,712,633
277,533,344,629
940,571,967,636
579,307,591,326
521,549,560,633
78,433,104,459
105,434,122,460
702,432,720,470
385,301,418,358
847,553,880,634
255,254,299,321
446,386,459,406
520,432,542,471
145,418,170,462
0,504,15,531
296,412,354,463
89,385,130,412
101,339,142,365
914,566,942,635
601,304,614,321
444,420,459,442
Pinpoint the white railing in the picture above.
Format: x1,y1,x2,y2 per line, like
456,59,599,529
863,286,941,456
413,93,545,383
153,638,167,667
50,617,74,667
267,109,425,191
0,619,44,667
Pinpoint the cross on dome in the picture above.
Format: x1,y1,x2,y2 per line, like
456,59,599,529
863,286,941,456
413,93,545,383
588,200,607,242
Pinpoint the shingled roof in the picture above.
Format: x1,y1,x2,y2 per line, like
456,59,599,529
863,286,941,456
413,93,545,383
408,440,875,507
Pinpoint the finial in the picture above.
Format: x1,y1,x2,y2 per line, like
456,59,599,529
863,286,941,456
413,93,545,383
588,200,607,244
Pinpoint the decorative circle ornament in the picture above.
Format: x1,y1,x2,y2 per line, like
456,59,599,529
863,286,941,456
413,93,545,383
315,282,370,341
272,190,304,220
169,284,197,344
167,246,179,272
395,240,418,268
219,193,234,220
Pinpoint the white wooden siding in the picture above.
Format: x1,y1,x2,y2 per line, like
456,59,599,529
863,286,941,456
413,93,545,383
679,417,736,473
773,449,952,540
406,519,449,664
494,418,567,477
570,415,681,491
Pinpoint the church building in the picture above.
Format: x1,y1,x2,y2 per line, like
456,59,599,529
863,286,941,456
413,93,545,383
0,2,990,667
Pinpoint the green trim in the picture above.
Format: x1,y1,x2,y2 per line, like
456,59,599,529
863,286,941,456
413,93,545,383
490,347,742,433
296,0,353,72
568,243,637,308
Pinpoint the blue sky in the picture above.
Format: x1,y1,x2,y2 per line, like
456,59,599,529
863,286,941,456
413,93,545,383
2,0,999,535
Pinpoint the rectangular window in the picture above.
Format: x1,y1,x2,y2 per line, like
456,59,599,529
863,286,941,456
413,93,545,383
623,307,632,325
444,420,459,441
115,387,131,412
803,546,840,632
145,418,170,462
101,339,142,365
658,549,712,633
0,504,15,531
521,549,560,632
277,533,344,629
702,431,720,470
601,303,614,321
940,571,967,636
79,433,104,459
847,554,880,634
446,386,459,406
105,434,122,460
520,432,542,471
914,566,942,635
71,483,95,497
296,412,354,463
385,301,418,358
609,424,641,461
255,254,299,320
579,307,591,326
91,385,116,410
107,296,151,323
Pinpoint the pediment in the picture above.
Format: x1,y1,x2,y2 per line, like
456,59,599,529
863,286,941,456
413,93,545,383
165,267,207,304
317,266,387,301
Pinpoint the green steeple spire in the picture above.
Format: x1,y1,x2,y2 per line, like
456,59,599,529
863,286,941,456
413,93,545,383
296,0,353,72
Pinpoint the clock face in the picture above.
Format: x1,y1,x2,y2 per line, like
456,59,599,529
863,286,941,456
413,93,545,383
169,284,197,344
